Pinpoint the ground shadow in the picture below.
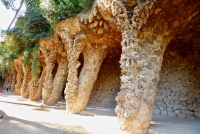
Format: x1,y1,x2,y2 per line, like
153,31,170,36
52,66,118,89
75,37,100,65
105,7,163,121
0,111,91,134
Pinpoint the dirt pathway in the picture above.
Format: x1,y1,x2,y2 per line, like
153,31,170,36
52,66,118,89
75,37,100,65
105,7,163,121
1,91,200,134
0,91,124,134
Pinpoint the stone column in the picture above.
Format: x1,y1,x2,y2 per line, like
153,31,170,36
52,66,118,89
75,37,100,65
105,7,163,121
29,66,46,101
112,1,172,133
10,67,17,92
42,49,57,105
21,66,31,98
64,34,86,113
14,58,23,95
43,53,68,105
64,33,108,113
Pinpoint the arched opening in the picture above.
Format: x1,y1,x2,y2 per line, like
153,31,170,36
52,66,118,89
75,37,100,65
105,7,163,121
87,43,121,115
154,28,200,120
150,11,200,133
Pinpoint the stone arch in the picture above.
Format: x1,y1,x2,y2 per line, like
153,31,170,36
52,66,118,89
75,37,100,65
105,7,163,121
154,13,200,120
89,44,122,107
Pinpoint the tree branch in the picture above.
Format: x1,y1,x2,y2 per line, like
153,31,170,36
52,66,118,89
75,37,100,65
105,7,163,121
7,0,24,31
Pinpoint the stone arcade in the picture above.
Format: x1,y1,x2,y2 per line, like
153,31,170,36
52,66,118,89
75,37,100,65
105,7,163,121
3,0,200,134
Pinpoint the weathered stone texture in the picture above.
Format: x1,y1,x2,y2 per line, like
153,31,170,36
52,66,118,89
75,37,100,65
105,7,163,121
14,57,23,94
2,0,200,134
89,46,121,106
155,47,200,120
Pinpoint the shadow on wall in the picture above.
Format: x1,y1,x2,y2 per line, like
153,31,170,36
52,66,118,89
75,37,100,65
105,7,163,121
88,45,121,107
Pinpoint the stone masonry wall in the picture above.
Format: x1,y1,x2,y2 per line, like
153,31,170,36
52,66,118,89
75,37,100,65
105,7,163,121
154,49,200,120
89,47,121,106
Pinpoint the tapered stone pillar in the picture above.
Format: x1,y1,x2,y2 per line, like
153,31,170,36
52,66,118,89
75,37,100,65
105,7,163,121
21,67,32,98
43,54,68,105
29,67,46,101
14,57,23,95
42,49,57,104
112,1,172,133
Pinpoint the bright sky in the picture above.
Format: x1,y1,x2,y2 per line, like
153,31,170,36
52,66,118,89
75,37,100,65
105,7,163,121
0,3,16,30
0,1,26,30
0,1,26,41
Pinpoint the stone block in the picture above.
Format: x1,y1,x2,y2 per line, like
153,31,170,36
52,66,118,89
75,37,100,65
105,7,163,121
171,87,179,92
193,103,198,110
167,102,174,108
167,108,174,111
177,113,186,118
194,112,200,118
193,93,200,99
153,109,160,114
160,107,165,111
194,107,200,112
175,110,181,114
186,115,196,120
187,93,193,98
157,102,162,106
173,95,179,101
180,87,189,93
174,100,181,105
197,98,200,103
161,110,168,115
193,88,200,94
173,104,181,110
187,98,195,104
186,110,194,115
171,91,176,97
168,111,176,117
187,104,193,111
179,97,187,101
181,101,187,107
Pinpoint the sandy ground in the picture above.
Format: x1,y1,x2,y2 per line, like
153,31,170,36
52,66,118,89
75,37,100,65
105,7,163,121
0,91,124,134
1,91,200,134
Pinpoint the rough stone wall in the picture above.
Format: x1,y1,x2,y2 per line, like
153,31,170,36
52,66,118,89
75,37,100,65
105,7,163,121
40,35,68,105
154,49,200,120
2,0,200,134
89,46,121,106
3,65,17,92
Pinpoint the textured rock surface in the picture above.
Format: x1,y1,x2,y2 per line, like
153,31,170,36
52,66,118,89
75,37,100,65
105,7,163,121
89,45,121,106
2,0,200,134
40,35,68,105
13,57,23,95
154,42,200,120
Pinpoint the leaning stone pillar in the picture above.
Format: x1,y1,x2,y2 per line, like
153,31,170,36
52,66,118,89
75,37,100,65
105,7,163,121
112,1,172,133
10,67,17,92
43,53,68,105
29,66,46,101
21,66,32,98
41,49,57,104
64,34,108,113
64,34,86,113
14,57,23,95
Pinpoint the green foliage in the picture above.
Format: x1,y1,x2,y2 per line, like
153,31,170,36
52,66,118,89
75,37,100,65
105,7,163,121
40,0,95,27
0,0,95,75
1,0,16,10
31,44,40,79
0,1,51,74
0,44,12,72
23,46,33,74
